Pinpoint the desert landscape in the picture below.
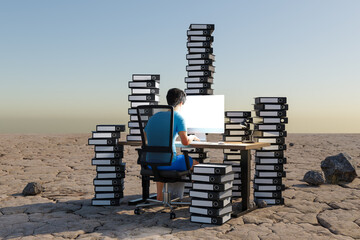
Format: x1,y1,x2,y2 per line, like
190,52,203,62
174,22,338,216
0,133,359,239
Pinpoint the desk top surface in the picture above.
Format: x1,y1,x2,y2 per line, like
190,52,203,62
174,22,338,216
118,140,270,150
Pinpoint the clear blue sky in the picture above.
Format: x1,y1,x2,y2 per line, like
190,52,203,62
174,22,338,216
1,0,360,133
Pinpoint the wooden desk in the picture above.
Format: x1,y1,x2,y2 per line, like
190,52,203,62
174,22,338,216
119,140,269,150
119,140,270,217
175,141,269,150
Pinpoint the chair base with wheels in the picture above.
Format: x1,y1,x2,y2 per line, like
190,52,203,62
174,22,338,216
134,168,191,219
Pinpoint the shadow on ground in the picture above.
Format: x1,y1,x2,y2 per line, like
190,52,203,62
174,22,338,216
0,194,203,239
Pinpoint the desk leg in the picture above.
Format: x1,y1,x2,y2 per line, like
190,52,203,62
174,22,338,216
241,149,251,211
232,149,257,217
128,176,157,205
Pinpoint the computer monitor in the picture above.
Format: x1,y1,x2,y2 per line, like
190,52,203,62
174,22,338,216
180,95,224,140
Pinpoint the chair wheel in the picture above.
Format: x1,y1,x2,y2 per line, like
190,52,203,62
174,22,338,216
134,208,141,215
170,212,176,219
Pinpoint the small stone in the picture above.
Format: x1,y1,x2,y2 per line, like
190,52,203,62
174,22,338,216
289,143,294,147
249,201,256,208
303,170,325,186
321,153,358,184
256,200,268,208
22,182,43,196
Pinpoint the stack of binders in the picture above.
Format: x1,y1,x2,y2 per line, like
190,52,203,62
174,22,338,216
88,125,126,206
252,97,288,205
180,147,210,195
185,24,215,96
180,147,210,164
189,164,234,225
127,74,160,141
223,111,252,198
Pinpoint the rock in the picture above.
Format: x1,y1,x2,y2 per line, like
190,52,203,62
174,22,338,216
289,143,294,147
22,182,43,196
303,171,325,186
257,200,268,208
321,153,358,184
243,215,262,224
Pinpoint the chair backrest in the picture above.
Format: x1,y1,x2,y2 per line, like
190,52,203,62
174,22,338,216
137,105,174,167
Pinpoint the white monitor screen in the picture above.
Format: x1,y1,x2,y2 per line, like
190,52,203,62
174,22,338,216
180,95,224,134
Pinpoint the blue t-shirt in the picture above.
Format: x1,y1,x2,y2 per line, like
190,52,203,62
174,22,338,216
145,111,186,161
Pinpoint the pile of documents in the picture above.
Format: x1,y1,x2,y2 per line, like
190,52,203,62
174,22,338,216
88,125,126,206
252,97,288,205
185,24,215,95
189,164,234,225
223,111,252,198
127,74,160,141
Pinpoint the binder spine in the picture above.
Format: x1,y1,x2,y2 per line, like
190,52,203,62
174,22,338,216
128,80,159,88
132,74,160,81
187,36,214,42
185,88,213,95
189,24,215,30
187,41,212,48
128,94,159,102
184,77,214,83
94,145,124,152
252,97,288,205
186,82,212,89
188,59,214,66
96,125,125,132
91,198,121,206
187,30,213,36
92,131,121,139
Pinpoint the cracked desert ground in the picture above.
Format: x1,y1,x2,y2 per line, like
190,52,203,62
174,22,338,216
0,133,360,239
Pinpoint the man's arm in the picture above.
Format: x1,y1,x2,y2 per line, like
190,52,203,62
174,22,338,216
143,132,147,144
178,131,200,146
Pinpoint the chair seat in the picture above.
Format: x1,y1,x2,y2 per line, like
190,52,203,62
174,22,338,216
141,168,190,181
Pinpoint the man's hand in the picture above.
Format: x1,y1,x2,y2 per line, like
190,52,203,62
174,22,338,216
189,135,200,141
179,131,200,145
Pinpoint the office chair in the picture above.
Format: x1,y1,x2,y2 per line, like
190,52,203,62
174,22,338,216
134,105,191,219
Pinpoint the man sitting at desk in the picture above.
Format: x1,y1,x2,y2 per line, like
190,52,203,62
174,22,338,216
145,88,200,201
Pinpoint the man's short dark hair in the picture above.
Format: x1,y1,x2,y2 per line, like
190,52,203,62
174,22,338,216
166,88,186,107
